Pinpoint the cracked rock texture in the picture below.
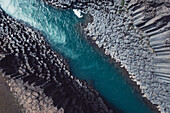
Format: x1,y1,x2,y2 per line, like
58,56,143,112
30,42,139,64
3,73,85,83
43,0,170,112
0,7,114,113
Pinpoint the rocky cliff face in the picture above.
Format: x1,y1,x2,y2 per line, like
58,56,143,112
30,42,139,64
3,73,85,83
128,0,170,83
0,8,114,113
1,0,169,112
43,0,170,112
127,0,170,112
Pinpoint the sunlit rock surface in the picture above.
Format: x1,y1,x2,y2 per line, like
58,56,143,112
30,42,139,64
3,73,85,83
43,0,170,112
0,8,113,113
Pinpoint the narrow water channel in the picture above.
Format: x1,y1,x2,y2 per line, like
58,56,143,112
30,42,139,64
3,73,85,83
0,0,154,113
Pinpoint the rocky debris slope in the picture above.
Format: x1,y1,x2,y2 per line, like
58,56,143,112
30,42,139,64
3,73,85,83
0,8,114,113
43,0,170,112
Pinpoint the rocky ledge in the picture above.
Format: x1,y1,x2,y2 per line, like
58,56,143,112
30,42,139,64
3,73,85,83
0,8,114,113
43,0,170,113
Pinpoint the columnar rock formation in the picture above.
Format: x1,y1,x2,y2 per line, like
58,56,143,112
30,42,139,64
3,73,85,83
0,8,114,113
43,0,170,112
128,0,170,83
127,1,170,112
0,0,170,112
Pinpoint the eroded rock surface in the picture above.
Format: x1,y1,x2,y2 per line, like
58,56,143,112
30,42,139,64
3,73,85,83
43,0,170,112
0,8,113,113
1,0,170,112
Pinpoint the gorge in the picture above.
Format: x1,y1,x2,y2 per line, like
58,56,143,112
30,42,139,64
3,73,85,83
0,0,169,113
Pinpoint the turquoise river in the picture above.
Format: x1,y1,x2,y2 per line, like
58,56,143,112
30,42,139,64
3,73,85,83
0,0,155,113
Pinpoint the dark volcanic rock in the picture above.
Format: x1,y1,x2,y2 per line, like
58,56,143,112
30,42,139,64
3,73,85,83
0,7,114,113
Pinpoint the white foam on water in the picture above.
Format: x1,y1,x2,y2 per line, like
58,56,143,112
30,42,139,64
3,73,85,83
73,9,83,18
62,47,80,59
0,0,17,14
0,0,66,44
49,30,66,44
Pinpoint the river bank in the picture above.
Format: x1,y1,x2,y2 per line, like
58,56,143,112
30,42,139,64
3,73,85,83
0,0,169,112
76,12,159,112
78,12,159,113
80,20,160,113
43,0,170,113
0,7,114,113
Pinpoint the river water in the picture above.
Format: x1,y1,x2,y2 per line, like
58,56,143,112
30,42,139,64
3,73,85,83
0,0,154,113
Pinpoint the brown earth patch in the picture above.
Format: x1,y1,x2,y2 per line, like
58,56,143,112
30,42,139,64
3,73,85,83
0,73,22,113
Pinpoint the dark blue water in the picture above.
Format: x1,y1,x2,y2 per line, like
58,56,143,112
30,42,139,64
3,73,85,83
0,0,154,113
